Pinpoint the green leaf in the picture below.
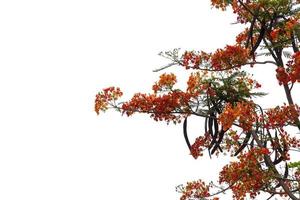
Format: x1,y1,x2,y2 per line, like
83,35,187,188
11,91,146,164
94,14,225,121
288,161,300,169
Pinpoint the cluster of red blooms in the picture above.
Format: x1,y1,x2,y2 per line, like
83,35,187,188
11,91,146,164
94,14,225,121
211,0,261,23
94,87,123,115
210,0,247,13
121,91,192,123
212,0,299,29
270,131,300,161
218,101,257,131
276,67,290,85
236,28,249,45
219,147,272,200
117,73,196,123
269,18,299,41
182,45,250,71
186,72,202,95
269,28,281,41
264,104,300,129
286,52,300,83
186,71,212,96
190,133,211,159
180,179,219,200
182,51,211,69
218,104,238,132
223,130,243,155
152,73,177,93
231,1,256,24
245,77,262,89
210,0,230,10
280,131,300,150
285,18,299,37
210,45,250,70
276,50,300,85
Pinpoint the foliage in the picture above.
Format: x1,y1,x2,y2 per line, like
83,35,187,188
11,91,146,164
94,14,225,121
95,0,300,199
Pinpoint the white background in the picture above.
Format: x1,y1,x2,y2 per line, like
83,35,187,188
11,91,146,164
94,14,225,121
0,0,299,200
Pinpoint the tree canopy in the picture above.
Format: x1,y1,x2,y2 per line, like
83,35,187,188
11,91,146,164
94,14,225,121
95,0,300,199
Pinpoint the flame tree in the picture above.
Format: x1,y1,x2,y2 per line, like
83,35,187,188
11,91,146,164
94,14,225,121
95,0,300,199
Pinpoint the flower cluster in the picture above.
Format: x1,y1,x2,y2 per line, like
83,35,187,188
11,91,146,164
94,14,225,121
264,104,300,129
289,52,300,83
223,129,241,155
276,67,290,85
269,17,299,42
121,91,192,123
269,131,300,161
210,0,231,10
152,73,177,93
285,52,300,83
235,28,249,45
212,0,298,27
211,0,262,23
182,45,252,71
211,0,246,13
218,101,257,131
179,179,214,200
280,131,300,151
218,105,238,131
182,51,211,69
190,133,211,159
210,45,250,70
94,87,123,115
285,18,299,36
186,72,202,95
233,2,259,24
186,71,210,96
219,148,272,200
269,28,281,41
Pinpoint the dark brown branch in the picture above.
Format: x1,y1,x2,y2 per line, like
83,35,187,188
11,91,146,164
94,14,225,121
250,19,266,56
263,38,280,63
246,9,259,48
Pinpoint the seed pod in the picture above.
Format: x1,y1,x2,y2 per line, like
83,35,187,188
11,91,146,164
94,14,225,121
183,117,191,151
234,131,251,156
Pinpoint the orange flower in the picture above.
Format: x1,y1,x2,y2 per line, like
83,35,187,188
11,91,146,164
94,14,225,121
180,179,211,200
186,72,203,95
270,28,280,41
94,87,123,115
152,73,177,93
286,52,300,83
211,45,250,70
218,101,257,131
236,28,249,44
219,148,274,200
276,67,290,85
121,90,192,123
182,51,211,69
190,133,211,159
285,18,298,36
264,104,300,129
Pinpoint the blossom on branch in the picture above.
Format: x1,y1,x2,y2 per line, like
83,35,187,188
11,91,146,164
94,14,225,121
94,87,123,115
